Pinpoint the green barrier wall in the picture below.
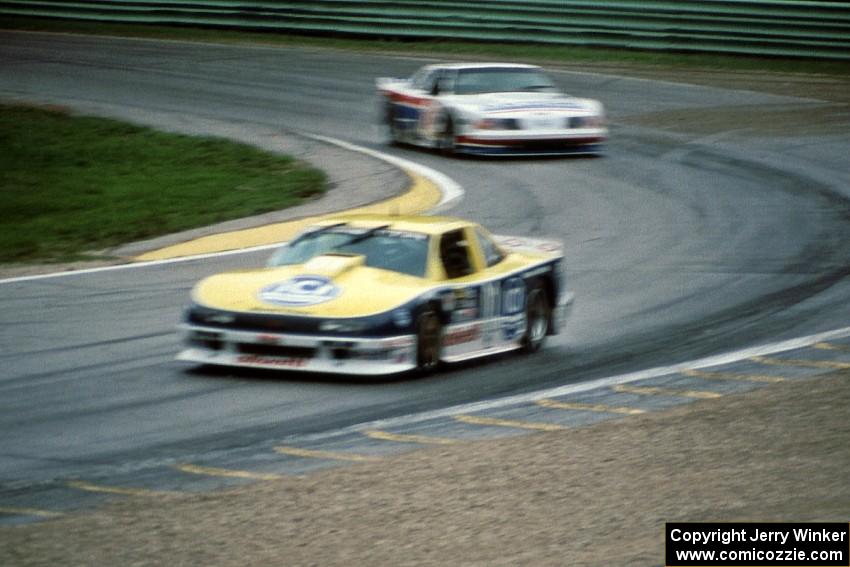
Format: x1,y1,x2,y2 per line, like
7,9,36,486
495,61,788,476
2,1,849,59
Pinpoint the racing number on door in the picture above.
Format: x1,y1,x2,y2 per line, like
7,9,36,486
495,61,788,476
502,278,526,316
480,278,526,318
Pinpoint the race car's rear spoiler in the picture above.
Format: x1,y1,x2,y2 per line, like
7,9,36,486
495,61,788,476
493,235,563,256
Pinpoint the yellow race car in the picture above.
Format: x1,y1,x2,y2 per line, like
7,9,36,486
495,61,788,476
178,215,573,376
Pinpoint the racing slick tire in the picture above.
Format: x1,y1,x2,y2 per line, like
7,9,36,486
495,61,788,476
439,114,457,156
384,102,402,145
415,309,442,374
522,284,551,354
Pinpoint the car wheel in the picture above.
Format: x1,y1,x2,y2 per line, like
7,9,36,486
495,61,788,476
416,309,442,373
385,103,402,145
522,284,550,354
439,115,456,156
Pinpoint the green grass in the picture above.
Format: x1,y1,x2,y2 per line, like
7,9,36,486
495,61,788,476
0,104,326,263
6,16,850,77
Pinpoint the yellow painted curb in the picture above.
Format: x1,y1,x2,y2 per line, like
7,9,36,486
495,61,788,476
134,169,441,262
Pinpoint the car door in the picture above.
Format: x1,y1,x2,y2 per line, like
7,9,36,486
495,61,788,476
467,227,528,344
416,69,457,141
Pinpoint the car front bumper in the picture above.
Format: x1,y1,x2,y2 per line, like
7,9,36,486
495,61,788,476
177,324,417,376
456,131,606,156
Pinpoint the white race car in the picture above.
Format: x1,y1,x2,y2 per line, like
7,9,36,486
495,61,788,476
377,62,606,156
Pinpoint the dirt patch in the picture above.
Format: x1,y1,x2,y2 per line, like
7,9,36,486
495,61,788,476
2,371,847,566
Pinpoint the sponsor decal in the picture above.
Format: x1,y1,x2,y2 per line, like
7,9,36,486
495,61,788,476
443,324,481,347
501,277,527,340
385,337,415,349
259,275,339,307
351,349,391,361
481,320,499,347
502,277,526,316
451,307,479,323
501,313,526,342
482,101,584,113
455,287,479,309
440,290,456,312
237,354,308,368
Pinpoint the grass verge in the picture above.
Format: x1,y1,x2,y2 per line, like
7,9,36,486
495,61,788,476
0,103,326,264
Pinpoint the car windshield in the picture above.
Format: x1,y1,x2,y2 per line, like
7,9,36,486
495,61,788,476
268,227,430,278
454,67,557,95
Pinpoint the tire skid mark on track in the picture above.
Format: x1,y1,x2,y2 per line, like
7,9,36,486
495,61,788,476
66,480,180,498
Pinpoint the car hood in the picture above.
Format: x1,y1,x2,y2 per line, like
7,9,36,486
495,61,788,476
192,255,431,318
448,92,602,117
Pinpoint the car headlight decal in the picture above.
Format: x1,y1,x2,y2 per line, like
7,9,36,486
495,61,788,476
473,118,521,130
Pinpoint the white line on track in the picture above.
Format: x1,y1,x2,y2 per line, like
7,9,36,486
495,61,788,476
320,325,850,437
0,137,464,285
302,133,464,212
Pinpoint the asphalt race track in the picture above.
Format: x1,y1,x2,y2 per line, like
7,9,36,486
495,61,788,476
1,31,849,519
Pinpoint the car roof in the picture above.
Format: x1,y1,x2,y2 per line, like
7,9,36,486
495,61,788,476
424,62,541,72
313,214,474,236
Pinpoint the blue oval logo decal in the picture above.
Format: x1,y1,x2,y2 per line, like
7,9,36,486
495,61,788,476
259,276,340,307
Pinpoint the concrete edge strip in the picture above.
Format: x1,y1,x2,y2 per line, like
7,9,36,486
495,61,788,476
0,137,464,285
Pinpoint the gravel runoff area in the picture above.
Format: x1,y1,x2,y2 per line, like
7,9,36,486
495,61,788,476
1,370,847,566
1,65,848,565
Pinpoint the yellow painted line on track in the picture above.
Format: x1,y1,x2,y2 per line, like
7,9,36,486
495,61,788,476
455,415,567,432
750,355,850,370
0,506,64,518
814,342,850,353
274,446,380,462
536,398,645,415
364,430,459,445
67,480,180,497
175,463,286,481
135,169,441,261
682,368,786,383
613,384,722,399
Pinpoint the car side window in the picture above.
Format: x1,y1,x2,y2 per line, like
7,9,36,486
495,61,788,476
475,228,505,267
439,229,474,279
432,70,456,96
411,69,438,92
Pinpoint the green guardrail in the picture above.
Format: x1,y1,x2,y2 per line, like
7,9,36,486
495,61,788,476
1,0,849,59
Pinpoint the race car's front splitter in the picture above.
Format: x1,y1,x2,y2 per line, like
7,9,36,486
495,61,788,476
455,134,606,157
177,324,418,376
